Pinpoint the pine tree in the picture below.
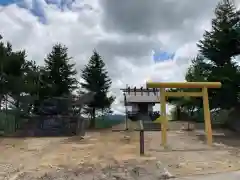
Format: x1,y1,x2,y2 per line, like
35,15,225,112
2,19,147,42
198,0,240,65
81,51,115,128
43,43,78,98
0,37,27,109
196,0,240,109
0,40,12,105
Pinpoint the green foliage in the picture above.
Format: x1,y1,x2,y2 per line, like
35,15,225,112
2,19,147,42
23,60,41,96
6,51,27,100
80,51,115,128
185,55,212,82
0,39,29,112
198,0,240,64
43,44,78,97
197,0,240,109
0,35,117,134
169,0,240,119
0,42,10,100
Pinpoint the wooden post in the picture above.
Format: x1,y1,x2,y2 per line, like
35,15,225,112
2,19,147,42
139,120,144,155
160,88,167,147
140,130,144,155
202,87,213,146
124,92,128,130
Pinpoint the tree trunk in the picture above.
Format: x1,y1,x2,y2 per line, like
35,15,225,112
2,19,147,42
89,108,95,128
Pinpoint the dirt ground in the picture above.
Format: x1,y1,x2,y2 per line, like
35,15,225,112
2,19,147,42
1,123,240,179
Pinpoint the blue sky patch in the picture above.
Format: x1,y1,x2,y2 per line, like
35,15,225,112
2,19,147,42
153,49,175,63
0,0,75,6
0,0,77,24
0,0,17,6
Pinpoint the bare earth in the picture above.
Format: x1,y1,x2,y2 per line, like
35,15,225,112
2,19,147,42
1,124,240,179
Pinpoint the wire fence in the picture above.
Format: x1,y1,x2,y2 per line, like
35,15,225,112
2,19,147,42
0,93,125,136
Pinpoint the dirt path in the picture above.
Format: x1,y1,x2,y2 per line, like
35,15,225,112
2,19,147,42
1,128,240,179
146,130,240,177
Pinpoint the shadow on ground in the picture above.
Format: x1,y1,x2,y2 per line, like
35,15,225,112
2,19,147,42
0,127,113,139
0,129,76,138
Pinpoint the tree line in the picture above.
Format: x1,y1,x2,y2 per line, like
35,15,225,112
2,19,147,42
168,0,240,122
1,0,239,128
0,37,114,128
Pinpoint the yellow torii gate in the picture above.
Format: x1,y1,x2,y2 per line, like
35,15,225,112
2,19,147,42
146,82,222,147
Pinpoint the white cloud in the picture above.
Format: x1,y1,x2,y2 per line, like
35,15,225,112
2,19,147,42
1,0,237,114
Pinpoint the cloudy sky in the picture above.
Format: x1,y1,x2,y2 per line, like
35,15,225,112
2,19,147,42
0,0,239,114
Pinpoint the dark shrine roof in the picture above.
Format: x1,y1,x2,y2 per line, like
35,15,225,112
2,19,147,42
120,87,159,92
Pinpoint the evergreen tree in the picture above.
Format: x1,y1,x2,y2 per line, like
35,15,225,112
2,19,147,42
81,51,115,128
0,40,12,105
196,0,240,109
0,37,28,109
23,60,41,97
198,0,240,64
168,0,240,119
43,43,78,98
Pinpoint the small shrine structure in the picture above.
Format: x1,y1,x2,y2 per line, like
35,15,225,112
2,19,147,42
120,86,160,122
